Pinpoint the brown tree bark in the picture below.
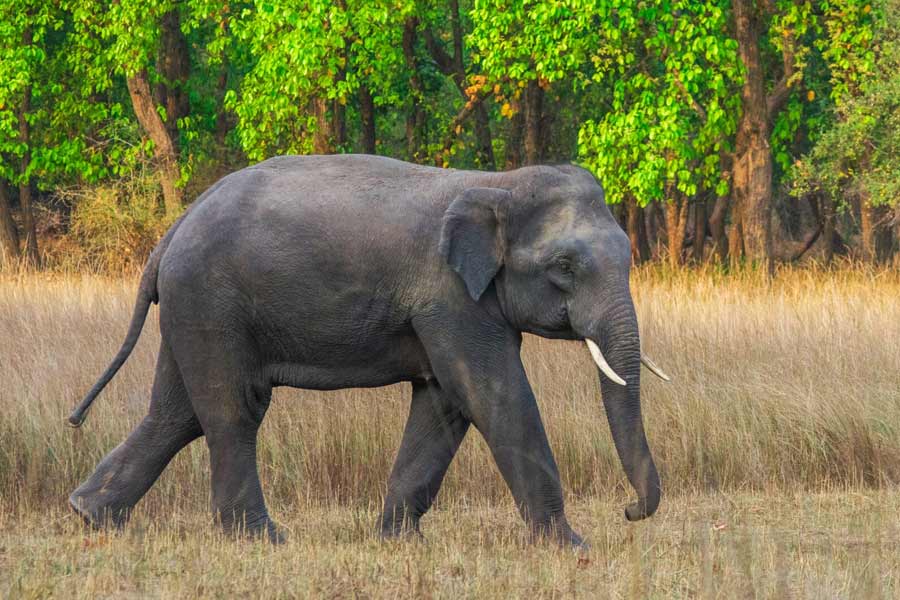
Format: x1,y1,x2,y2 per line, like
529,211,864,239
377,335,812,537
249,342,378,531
664,192,689,268
728,207,744,266
644,201,661,261
523,80,544,165
214,8,232,146
692,199,707,263
860,198,893,264
331,61,347,151
505,107,524,169
358,85,376,154
127,69,183,218
821,195,835,264
18,29,39,266
626,197,650,264
332,98,346,150
312,97,334,154
402,18,426,163
732,0,774,269
156,7,190,148
0,180,19,264
708,194,729,264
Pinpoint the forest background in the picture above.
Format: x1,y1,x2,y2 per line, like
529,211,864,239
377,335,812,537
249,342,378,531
1,0,899,272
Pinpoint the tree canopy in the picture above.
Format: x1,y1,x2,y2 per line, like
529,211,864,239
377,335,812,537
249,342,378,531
0,0,897,269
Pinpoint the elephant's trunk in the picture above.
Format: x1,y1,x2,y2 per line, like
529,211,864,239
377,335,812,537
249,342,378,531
587,298,660,521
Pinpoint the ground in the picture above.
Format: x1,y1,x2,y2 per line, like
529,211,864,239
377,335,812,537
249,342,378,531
2,266,899,598
2,492,898,598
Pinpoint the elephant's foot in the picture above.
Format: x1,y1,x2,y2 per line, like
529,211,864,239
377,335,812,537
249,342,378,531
378,511,425,542
531,519,589,550
218,511,286,544
68,489,131,530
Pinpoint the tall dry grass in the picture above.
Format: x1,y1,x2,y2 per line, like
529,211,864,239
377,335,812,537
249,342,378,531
2,266,899,517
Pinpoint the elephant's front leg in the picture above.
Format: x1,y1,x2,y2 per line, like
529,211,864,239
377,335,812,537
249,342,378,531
380,380,469,538
414,315,584,548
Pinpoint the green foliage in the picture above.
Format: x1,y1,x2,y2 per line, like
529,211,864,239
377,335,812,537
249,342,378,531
0,0,894,258
793,0,900,209
469,0,606,87
577,1,741,206
228,0,414,160
0,0,79,186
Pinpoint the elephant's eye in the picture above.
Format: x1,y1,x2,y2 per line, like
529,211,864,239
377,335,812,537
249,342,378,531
557,258,574,275
548,256,576,292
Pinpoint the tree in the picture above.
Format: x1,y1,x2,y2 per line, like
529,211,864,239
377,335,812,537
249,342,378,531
422,0,495,169
228,0,414,161
0,0,62,265
793,0,897,263
579,0,741,266
67,0,200,218
469,0,605,166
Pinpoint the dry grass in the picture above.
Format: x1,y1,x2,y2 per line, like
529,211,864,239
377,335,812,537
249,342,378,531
2,265,900,597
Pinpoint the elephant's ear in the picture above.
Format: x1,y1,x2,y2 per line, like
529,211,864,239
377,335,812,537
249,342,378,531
439,187,511,301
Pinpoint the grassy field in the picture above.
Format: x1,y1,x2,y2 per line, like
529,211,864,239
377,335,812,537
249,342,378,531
2,266,900,597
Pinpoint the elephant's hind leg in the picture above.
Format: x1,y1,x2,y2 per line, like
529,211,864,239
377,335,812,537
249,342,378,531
380,380,469,538
70,340,201,529
173,341,283,543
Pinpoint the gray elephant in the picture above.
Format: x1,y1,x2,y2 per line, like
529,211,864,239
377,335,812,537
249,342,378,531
68,154,669,546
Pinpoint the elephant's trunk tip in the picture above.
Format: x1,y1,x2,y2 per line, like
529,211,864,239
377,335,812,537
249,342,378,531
623,486,661,522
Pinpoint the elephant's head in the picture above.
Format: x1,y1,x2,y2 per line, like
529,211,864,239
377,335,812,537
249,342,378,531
439,165,667,521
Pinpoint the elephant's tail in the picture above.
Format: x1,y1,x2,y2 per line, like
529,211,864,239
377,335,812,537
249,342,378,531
66,216,179,427
66,282,153,427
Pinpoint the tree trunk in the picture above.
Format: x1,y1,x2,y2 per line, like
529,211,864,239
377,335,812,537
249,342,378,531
214,63,230,145
156,7,190,148
644,201,661,261
17,34,39,267
708,194,729,264
331,63,347,151
732,0,773,269
421,2,494,170
860,198,893,264
358,85,376,154
402,18,426,163
450,0,492,170
0,180,19,264
728,206,744,266
127,69,183,218
312,97,334,154
471,104,495,170
505,107,524,170
214,10,231,146
524,80,544,165
692,199,707,263
821,196,835,264
664,192,689,268
626,197,650,264
332,98,346,150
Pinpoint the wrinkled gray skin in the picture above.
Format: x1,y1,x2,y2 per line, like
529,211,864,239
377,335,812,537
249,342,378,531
68,154,660,546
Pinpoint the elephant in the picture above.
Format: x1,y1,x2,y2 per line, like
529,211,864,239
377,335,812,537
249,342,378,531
67,154,669,546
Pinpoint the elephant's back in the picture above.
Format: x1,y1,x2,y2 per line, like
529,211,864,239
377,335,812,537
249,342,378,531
155,154,461,315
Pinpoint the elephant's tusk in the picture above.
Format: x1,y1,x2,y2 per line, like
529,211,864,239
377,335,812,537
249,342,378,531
586,339,626,386
641,354,671,382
